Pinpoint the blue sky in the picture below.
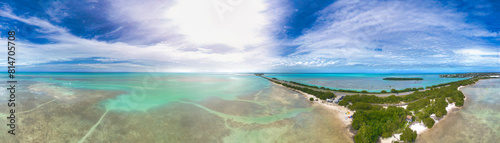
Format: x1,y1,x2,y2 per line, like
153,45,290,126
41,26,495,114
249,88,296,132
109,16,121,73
0,0,499,73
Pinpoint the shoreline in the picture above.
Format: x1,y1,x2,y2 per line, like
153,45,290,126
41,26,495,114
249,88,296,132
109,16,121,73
269,82,355,137
259,75,435,97
267,76,490,142
381,79,483,142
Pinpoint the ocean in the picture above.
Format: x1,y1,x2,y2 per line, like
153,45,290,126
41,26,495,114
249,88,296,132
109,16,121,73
0,73,352,142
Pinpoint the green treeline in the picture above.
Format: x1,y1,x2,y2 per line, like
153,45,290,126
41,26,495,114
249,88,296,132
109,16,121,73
267,77,449,94
339,78,481,143
400,127,417,142
267,79,336,100
383,77,424,80
261,75,485,143
352,106,411,142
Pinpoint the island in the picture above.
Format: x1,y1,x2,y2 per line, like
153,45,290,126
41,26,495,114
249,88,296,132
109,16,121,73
256,74,430,94
257,73,492,143
383,77,423,80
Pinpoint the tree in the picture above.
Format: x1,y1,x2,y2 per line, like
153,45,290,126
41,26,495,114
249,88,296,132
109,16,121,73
423,117,435,128
391,89,398,93
401,126,417,142
309,97,314,101
354,126,378,143
338,100,349,106
381,90,387,93
361,90,368,93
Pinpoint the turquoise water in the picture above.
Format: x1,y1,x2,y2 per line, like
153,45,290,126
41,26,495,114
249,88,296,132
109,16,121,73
15,73,270,111
266,73,468,92
11,73,468,112
417,78,500,142
1,72,353,142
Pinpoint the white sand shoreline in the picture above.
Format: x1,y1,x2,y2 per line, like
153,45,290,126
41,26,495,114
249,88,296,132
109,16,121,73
407,85,471,136
381,84,475,142
270,78,481,142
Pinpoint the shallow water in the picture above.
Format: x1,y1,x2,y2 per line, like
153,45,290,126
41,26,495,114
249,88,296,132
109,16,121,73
0,73,352,142
416,78,500,143
266,73,468,92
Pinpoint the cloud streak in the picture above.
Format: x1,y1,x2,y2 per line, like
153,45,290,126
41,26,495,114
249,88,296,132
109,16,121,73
0,0,279,72
0,0,499,72
274,0,500,72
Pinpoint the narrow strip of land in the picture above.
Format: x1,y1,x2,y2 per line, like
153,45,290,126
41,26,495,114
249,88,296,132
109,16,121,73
257,74,424,97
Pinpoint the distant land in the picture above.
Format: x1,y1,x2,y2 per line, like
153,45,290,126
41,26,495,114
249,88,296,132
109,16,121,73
383,77,423,81
440,73,500,78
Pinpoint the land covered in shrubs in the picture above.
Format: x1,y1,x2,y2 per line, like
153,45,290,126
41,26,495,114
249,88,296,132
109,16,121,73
339,78,483,143
256,74,486,143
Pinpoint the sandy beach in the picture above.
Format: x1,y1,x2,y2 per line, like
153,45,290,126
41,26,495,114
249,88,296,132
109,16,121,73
405,84,474,137
380,84,477,142
268,77,486,143
380,133,401,143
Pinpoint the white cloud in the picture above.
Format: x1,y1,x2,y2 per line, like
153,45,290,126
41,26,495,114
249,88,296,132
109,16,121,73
275,0,500,69
0,1,279,72
454,48,500,66
455,48,499,56
164,0,270,49
1,0,498,72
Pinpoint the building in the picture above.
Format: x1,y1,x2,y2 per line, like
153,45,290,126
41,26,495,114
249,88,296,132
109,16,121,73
406,115,413,122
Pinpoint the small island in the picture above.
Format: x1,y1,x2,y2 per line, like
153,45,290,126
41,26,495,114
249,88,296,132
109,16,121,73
383,77,423,81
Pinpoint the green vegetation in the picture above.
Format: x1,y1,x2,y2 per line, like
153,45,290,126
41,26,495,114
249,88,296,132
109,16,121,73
391,89,398,93
383,77,423,80
338,100,349,106
259,74,488,95
258,74,491,143
352,106,411,143
265,79,336,100
309,97,314,101
400,127,417,142
423,117,435,128
348,102,382,111
338,78,483,143
258,75,490,143
440,72,499,78
279,79,427,94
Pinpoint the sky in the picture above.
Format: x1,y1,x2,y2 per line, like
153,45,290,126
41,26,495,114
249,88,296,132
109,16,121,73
0,0,499,73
